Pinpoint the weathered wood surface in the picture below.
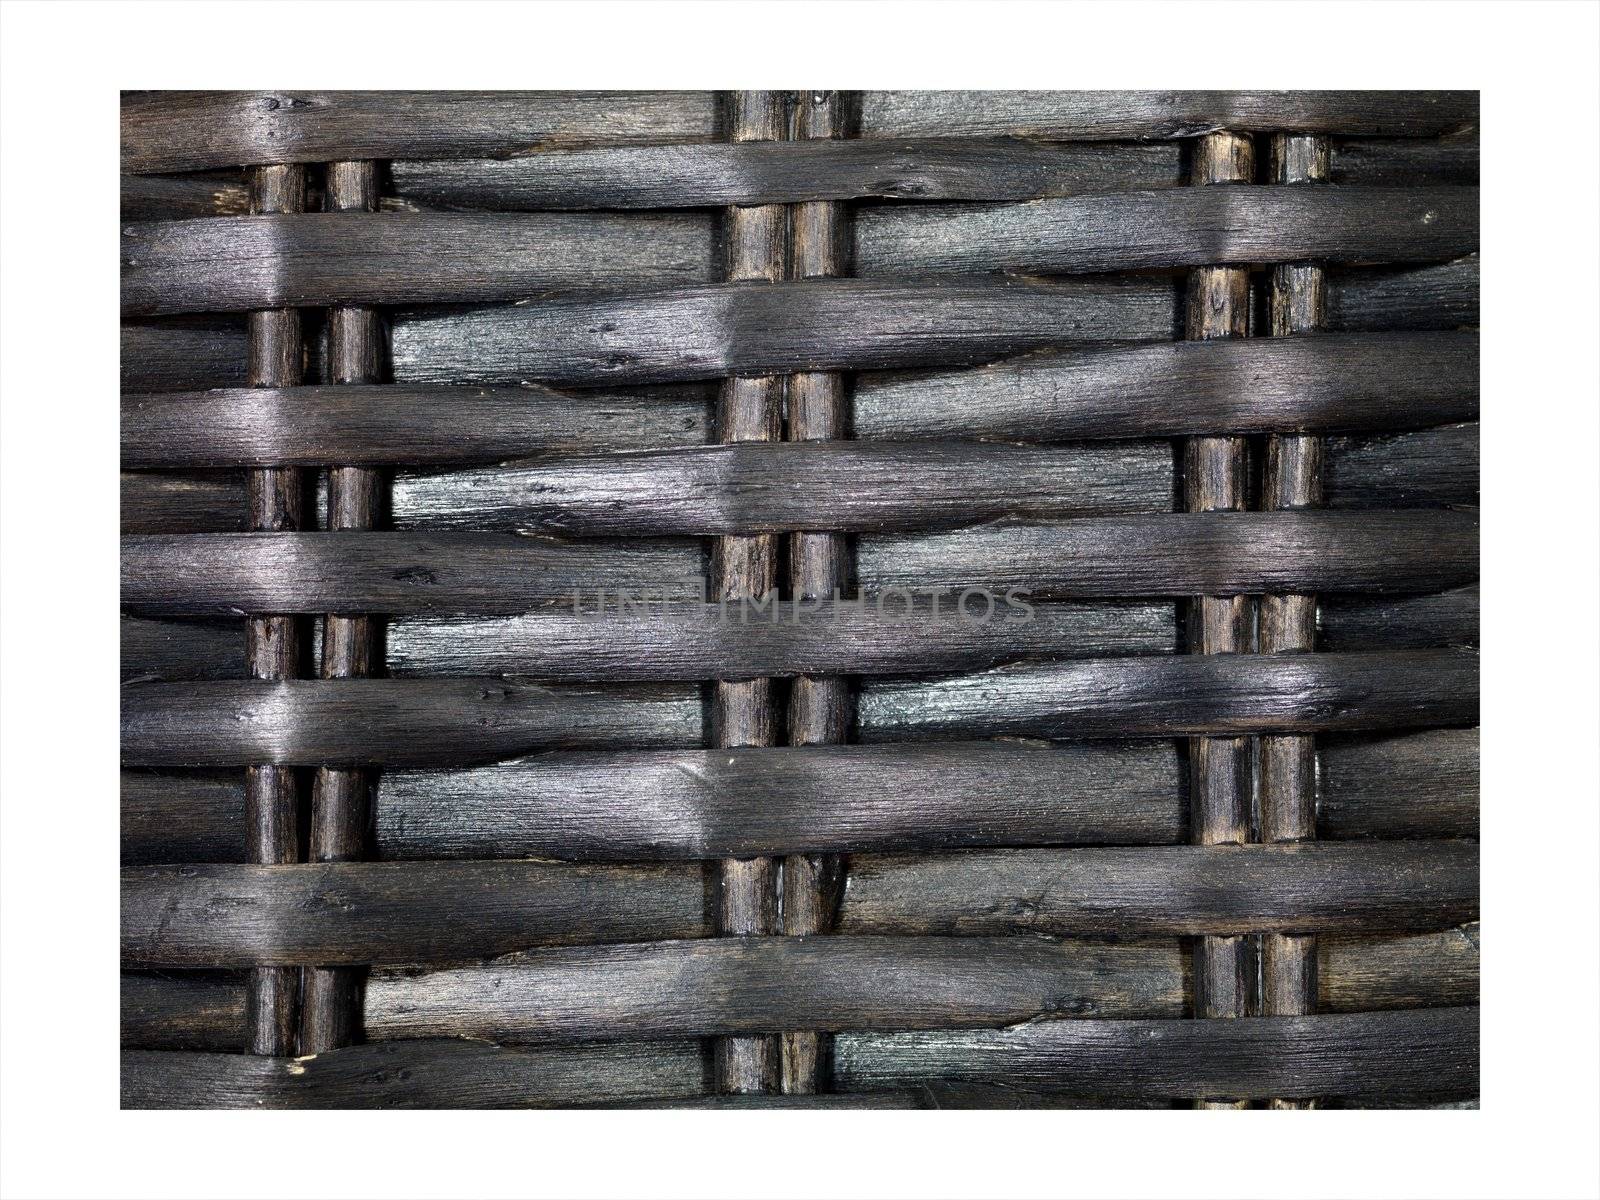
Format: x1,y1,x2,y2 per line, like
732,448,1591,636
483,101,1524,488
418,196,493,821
364,937,1186,1041
854,331,1476,441
122,678,703,766
122,617,246,681
122,333,1473,468
384,599,1177,680
390,441,1172,534
121,532,703,614
1326,423,1479,509
122,972,246,1050
122,771,244,863
859,91,1477,140
855,186,1477,276
122,1039,710,1109
122,861,711,966
121,512,1473,611
123,190,1474,316
122,319,247,391
122,384,710,467
836,842,1477,936
832,1007,1478,1101
856,649,1477,741
1331,136,1479,186
1320,925,1480,1012
1329,254,1478,331
374,741,1183,859
121,91,722,172
123,212,717,315
121,472,246,534
1320,585,1478,650
1321,729,1480,838
389,139,1183,208
390,278,1182,386
856,510,1476,598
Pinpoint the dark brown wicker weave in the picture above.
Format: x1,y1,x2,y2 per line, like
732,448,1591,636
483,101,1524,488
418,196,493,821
119,90,1480,1109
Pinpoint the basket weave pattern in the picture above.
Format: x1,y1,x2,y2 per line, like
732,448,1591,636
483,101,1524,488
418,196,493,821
120,90,1480,1109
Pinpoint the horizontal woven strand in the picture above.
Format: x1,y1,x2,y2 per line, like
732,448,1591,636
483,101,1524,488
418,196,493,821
856,648,1476,741
393,276,1183,385
1320,585,1477,651
385,599,1176,680
1331,136,1478,186
119,580,1475,685
122,924,1479,1053
365,937,1186,1041
122,772,244,863
374,741,1182,859
122,678,702,767
123,861,709,966
1321,729,1479,838
854,331,1476,441
118,135,1479,223
389,139,1183,208
390,441,1172,535
122,384,712,467
1327,423,1478,510
122,531,702,615
1331,254,1477,331
121,332,1475,468
122,1038,708,1109
121,652,1470,768
856,186,1476,276
833,1006,1477,1101
856,509,1476,598
121,91,721,173
122,512,1474,612
862,91,1477,139
122,473,245,534
120,260,1475,394
1320,925,1479,1012
124,190,1473,316
121,922,1479,1053
122,212,716,315
121,723,1480,865
836,842,1477,937
123,842,1473,967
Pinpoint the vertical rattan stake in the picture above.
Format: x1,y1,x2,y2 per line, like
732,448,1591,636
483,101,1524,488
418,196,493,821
243,162,306,1056
711,90,787,1094
781,90,855,1095
301,160,385,1054
1261,132,1330,1109
1184,131,1257,1109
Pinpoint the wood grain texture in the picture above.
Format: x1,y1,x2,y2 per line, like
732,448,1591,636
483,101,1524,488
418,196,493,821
1320,585,1478,651
384,599,1177,680
121,532,703,615
859,91,1477,139
853,331,1477,441
122,1039,710,1109
123,212,716,315
389,138,1182,208
123,861,711,966
856,649,1477,741
364,937,1186,1041
833,1007,1478,1102
374,741,1183,860
122,678,702,767
390,441,1171,534
122,771,244,864
122,383,711,467
122,973,246,1051
1321,729,1479,838
836,841,1477,937
1326,422,1478,509
856,509,1477,598
1319,924,1479,1012
121,91,721,172
388,278,1181,386
1329,254,1478,331
122,617,245,681
856,186,1476,276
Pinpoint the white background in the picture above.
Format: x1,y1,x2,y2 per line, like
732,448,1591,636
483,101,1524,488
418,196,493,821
2,2,1596,1197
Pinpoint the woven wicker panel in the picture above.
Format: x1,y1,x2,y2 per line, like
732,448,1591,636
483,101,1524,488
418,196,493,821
120,90,1480,1109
